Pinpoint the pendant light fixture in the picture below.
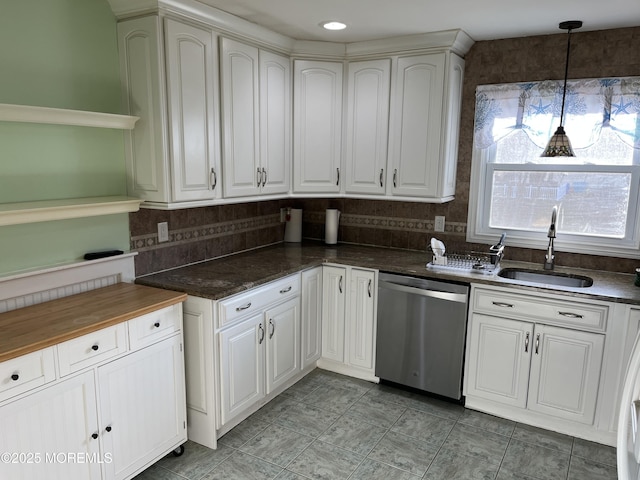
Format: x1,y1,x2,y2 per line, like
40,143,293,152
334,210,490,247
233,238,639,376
541,20,583,157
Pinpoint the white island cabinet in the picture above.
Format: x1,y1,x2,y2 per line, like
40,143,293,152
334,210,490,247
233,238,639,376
0,295,187,480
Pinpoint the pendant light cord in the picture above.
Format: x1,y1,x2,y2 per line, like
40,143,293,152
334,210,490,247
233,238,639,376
559,27,573,127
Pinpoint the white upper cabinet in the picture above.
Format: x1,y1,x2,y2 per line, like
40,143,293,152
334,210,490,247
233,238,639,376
118,16,222,205
293,60,344,194
220,38,261,198
344,59,391,196
220,38,291,198
388,52,464,200
259,50,291,196
165,19,221,202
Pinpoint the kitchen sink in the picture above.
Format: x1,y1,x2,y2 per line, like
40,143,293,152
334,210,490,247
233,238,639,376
497,268,593,288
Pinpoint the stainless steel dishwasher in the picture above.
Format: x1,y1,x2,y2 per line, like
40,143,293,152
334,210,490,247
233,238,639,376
375,272,469,401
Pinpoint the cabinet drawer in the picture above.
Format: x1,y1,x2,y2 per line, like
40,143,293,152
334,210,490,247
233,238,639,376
0,347,56,403
472,288,608,332
218,274,300,328
57,323,128,376
129,304,182,350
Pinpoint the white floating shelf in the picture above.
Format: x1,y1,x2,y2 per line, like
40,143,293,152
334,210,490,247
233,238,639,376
0,103,139,130
0,196,143,226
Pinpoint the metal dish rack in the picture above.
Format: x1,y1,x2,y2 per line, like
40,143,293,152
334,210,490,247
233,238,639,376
427,250,503,274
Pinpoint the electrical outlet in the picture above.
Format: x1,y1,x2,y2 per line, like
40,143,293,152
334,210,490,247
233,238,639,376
158,222,169,243
434,216,445,233
280,208,286,223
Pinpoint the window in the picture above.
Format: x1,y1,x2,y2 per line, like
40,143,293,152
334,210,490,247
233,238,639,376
467,77,640,258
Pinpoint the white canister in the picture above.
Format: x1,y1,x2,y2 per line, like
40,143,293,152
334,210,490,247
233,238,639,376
325,209,341,244
284,208,303,242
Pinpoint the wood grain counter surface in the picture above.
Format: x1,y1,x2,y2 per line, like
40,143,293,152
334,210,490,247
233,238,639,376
0,283,187,363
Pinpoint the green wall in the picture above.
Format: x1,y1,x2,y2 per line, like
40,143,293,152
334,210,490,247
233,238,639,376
0,0,130,275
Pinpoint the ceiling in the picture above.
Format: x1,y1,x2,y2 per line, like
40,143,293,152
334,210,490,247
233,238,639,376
196,0,639,43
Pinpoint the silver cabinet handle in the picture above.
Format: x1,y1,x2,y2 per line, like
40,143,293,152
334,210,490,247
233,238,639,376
338,276,343,294
525,332,530,353
393,169,397,188
269,319,275,339
236,302,252,312
558,311,584,319
258,323,265,344
368,279,372,298
211,168,217,189
279,286,292,294
492,301,514,308
336,167,340,186
535,333,540,354
379,169,384,187
262,168,267,187
257,167,262,187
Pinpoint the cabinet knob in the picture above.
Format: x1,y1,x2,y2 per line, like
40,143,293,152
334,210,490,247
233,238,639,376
154,322,160,328
91,433,99,440
91,344,99,351
105,426,112,433
10,373,19,381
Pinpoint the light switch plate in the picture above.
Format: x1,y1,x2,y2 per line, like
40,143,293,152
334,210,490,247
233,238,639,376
434,216,445,232
158,222,169,243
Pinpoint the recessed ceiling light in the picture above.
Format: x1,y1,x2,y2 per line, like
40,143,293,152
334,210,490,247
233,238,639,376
321,21,347,31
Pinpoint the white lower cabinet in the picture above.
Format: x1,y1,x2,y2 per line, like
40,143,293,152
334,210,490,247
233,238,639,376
219,312,264,424
467,314,604,424
219,297,300,425
98,335,186,480
0,371,101,480
319,265,377,380
182,274,307,447
301,267,323,369
0,304,187,480
465,284,614,444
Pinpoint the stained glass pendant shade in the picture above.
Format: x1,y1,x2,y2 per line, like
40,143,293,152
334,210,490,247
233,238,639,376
541,20,583,157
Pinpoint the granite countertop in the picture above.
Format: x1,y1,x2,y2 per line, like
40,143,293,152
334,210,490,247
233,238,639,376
135,242,640,306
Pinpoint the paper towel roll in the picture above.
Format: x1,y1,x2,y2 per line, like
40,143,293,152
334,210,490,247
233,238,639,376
325,209,341,245
284,209,302,242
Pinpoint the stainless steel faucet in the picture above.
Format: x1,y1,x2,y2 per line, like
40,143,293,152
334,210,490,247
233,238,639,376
544,206,558,270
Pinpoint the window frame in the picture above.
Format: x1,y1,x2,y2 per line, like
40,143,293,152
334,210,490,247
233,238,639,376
467,144,640,258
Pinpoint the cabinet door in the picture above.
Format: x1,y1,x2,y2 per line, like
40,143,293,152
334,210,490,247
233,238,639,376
293,60,343,193
265,297,300,393
260,50,291,195
165,19,221,202
321,266,346,363
98,335,186,480
466,313,533,408
345,59,391,195
347,268,377,371
0,372,101,480
219,314,264,425
301,267,323,368
221,38,261,198
118,16,170,203
388,53,445,198
527,324,605,425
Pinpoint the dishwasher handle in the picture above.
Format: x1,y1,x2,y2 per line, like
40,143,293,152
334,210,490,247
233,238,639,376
379,280,468,303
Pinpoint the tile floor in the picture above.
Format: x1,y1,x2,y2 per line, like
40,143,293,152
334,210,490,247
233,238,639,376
135,369,618,480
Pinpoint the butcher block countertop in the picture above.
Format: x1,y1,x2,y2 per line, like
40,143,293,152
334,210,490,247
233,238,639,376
0,283,187,363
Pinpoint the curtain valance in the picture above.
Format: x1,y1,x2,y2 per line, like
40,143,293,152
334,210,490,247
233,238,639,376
474,77,640,150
